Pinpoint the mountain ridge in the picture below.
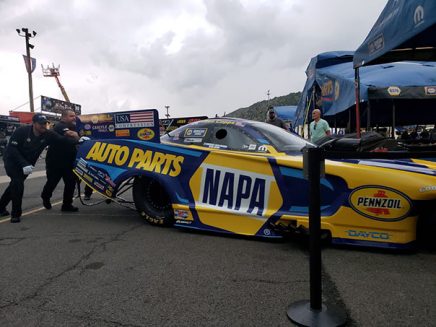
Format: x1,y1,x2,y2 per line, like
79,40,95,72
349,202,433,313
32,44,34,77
226,92,301,122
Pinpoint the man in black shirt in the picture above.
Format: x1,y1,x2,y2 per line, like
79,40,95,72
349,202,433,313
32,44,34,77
265,106,288,130
0,114,79,223
41,109,81,212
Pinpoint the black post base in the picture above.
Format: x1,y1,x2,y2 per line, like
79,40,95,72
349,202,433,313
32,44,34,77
287,300,347,327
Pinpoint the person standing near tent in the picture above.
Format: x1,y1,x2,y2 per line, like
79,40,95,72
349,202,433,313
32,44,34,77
309,109,331,144
265,106,287,130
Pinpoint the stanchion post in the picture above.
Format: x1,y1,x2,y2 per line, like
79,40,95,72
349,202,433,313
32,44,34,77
287,147,347,327
309,147,322,310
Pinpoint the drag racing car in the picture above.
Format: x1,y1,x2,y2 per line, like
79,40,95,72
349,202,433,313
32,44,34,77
74,116,436,250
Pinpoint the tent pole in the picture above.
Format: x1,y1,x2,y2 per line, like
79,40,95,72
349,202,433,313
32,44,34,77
367,100,371,131
354,68,361,137
392,100,396,138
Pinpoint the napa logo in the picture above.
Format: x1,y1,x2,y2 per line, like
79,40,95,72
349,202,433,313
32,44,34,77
199,164,273,216
349,186,411,221
387,86,401,96
137,128,155,141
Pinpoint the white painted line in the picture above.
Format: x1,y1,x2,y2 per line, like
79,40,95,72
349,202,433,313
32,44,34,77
0,199,63,224
0,170,46,184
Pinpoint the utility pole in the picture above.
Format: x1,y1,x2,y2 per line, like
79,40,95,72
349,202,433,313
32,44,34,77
16,28,37,112
165,105,170,119
42,64,70,102
267,89,271,110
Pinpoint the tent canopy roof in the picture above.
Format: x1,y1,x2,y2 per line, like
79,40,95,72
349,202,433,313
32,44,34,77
354,0,436,68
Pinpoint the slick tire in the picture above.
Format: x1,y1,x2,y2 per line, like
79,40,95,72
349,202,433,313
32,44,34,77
132,176,174,227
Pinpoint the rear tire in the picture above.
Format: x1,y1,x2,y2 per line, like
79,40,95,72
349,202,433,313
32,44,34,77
132,176,174,226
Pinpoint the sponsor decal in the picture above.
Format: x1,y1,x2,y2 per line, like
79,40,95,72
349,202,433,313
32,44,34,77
368,34,384,54
204,142,228,149
105,190,113,197
84,124,91,130
349,186,411,221
114,111,155,128
185,128,207,137
199,164,273,216
115,129,130,137
83,174,93,183
346,230,391,240
424,86,436,96
321,79,333,97
414,5,424,26
92,125,108,132
387,86,401,96
174,209,189,219
94,182,105,191
137,128,155,141
184,138,203,143
108,124,115,132
419,185,436,193
85,141,184,177
248,144,257,151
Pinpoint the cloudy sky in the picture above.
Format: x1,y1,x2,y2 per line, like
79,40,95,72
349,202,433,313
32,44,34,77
0,0,387,118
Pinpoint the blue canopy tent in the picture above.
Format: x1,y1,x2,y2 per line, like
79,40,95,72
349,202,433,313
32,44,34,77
352,0,436,135
354,0,436,68
295,51,436,131
274,105,297,121
294,52,354,129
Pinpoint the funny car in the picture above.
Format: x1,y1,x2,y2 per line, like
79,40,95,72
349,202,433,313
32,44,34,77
74,117,436,250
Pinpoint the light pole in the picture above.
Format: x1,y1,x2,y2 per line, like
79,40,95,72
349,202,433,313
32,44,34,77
165,105,170,119
16,28,37,112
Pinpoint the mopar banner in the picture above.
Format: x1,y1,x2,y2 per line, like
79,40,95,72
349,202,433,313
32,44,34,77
160,116,208,135
77,109,160,142
41,95,81,115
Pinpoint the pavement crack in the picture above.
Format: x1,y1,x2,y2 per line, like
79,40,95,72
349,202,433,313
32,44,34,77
0,224,143,311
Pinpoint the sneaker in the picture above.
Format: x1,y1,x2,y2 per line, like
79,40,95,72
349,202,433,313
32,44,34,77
83,195,91,201
0,208,10,217
61,204,79,212
10,216,20,223
42,197,52,210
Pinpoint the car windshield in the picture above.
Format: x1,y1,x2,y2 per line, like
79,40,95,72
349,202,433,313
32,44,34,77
250,121,313,152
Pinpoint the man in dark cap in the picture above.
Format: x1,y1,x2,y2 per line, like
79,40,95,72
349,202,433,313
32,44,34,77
0,113,79,223
265,106,288,130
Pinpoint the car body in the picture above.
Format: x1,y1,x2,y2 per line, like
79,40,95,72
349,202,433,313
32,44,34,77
74,117,436,249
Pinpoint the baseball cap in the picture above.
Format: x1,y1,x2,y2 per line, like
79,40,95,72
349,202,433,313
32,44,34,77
32,113,48,124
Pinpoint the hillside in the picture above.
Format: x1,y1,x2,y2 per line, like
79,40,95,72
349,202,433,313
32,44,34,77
226,92,301,121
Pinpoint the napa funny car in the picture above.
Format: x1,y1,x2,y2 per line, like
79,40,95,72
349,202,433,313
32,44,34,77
73,115,436,250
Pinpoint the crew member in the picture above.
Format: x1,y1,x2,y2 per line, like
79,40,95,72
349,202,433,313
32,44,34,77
309,108,331,144
41,109,83,212
0,114,79,223
265,106,288,130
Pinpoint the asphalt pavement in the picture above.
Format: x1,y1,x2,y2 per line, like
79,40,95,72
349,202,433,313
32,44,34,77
0,159,435,326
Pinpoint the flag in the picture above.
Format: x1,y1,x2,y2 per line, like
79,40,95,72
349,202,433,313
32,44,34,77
22,55,36,73
129,111,154,123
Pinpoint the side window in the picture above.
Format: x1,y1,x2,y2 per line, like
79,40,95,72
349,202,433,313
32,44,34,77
203,125,262,152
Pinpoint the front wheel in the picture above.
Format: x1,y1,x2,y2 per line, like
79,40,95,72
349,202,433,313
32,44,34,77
132,176,174,226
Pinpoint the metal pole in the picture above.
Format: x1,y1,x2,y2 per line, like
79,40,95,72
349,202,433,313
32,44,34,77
287,147,347,326
308,147,322,310
392,101,396,138
354,68,361,137
25,32,34,112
